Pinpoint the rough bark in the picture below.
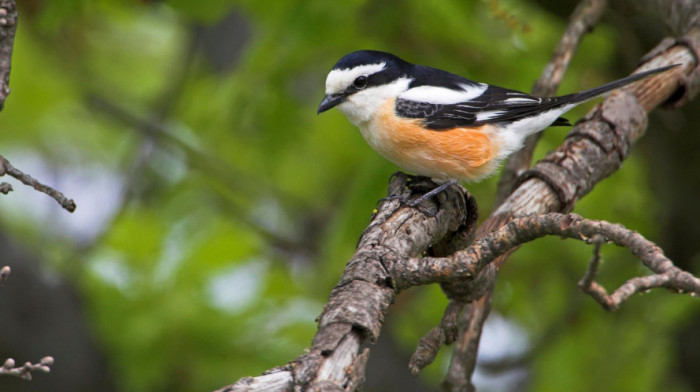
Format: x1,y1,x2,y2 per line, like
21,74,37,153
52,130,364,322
442,23,700,392
0,0,16,110
218,175,475,391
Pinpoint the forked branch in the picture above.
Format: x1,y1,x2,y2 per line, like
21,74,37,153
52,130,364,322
0,357,54,381
396,213,699,300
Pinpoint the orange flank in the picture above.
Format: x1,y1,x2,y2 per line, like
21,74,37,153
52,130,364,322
367,99,502,180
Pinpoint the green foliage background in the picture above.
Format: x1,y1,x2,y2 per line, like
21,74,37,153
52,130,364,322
0,1,698,391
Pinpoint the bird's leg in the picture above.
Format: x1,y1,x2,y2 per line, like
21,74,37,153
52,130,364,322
380,175,459,216
405,178,459,207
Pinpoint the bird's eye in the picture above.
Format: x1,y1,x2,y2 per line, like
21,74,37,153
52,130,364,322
353,75,368,89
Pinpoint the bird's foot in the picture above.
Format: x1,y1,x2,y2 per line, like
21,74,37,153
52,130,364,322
380,175,459,217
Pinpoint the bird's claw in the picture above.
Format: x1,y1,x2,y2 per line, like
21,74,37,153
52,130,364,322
379,193,437,217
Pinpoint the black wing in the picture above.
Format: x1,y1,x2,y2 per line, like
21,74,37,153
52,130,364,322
396,65,677,130
396,85,567,130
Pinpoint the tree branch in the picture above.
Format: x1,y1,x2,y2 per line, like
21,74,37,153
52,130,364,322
577,235,700,311
393,213,700,300
217,174,476,391
0,1,76,213
0,0,17,110
442,25,700,391
0,155,77,212
408,299,464,375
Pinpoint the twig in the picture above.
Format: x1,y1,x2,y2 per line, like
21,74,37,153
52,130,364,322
443,293,492,392
577,235,608,303
0,357,54,381
0,265,9,282
408,299,464,375
1,263,56,383
0,155,76,212
394,214,700,300
577,236,698,311
399,212,700,379
495,0,608,206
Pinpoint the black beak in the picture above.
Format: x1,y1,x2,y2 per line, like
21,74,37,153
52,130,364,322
317,94,345,114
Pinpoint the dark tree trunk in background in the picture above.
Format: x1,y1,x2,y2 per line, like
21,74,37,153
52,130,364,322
0,233,117,392
645,107,700,390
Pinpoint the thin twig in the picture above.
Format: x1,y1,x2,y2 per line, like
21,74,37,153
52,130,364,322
0,265,9,282
0,155,76,212
443,293,492,392
408,299,464,374
0,357,54,381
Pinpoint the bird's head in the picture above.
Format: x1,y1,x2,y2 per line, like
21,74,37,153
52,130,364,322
318,50,412,125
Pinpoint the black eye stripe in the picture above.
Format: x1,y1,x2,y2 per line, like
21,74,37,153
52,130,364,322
343,68,405,95
368,69,402,87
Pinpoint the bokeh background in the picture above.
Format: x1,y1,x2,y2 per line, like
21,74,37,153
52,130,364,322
1,1,699,391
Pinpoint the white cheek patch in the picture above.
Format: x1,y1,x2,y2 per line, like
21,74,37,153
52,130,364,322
399,83,487,104
325,63,386,95
337,77,412,126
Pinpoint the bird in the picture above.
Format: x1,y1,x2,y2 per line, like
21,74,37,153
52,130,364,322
317,50,676,206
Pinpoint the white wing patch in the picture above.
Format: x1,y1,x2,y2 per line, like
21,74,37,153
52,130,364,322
325,62,387,95
475,110,505,121
501,103,577,137
399,83,487,104
504,97,541,104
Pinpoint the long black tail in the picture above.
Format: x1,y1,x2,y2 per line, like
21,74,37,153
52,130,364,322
547,63,679,127
560,63,680,105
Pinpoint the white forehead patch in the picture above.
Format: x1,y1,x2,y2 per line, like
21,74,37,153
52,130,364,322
325,62,387,95
399,83,487,104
